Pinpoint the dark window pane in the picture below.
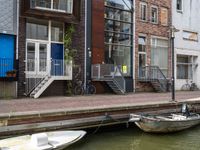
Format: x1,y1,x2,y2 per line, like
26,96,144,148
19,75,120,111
26,19,48,40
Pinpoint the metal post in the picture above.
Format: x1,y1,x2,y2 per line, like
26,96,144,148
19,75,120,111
171,36,175,101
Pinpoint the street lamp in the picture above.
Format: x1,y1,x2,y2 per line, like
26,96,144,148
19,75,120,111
170,26,179,102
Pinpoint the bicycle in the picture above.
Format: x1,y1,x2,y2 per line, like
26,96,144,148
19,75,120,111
74,80,96,95
181,80,199,91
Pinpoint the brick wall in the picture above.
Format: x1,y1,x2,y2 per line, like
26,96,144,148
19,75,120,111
72,0,85,82
135,0,172,91
17,0,85,97
17,15,26,97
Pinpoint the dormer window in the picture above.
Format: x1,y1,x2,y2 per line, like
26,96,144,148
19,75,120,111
31,0,73,14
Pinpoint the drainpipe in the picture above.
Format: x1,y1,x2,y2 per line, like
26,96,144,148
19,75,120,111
132,0,136,93
16,0,19,60
84,0,87,89
16,0,20,97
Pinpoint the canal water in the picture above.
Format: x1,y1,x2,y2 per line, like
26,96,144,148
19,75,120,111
67,125,200,150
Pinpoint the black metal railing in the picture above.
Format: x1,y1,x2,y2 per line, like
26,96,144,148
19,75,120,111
139,66,168,91
91,64,126,93
0,58,14,77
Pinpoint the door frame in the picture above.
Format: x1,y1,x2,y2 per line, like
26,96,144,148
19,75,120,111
138,51,147,78
26,39,50,77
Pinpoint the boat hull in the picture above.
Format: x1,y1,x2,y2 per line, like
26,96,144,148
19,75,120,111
132,114,200,133
0,130,86,150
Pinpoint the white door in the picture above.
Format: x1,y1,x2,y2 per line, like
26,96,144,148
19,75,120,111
26,41,50,76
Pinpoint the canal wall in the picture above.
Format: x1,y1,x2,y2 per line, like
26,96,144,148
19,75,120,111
0,99,200,137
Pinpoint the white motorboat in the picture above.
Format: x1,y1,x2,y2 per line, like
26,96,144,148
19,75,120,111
0,130,86,150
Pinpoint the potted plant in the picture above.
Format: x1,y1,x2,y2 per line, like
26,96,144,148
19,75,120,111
6,70,17,77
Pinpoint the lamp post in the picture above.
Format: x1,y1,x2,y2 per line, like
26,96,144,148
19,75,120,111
170,26,179,102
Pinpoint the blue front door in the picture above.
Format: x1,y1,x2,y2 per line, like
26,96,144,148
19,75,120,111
0,34,15,77
51,43,64,76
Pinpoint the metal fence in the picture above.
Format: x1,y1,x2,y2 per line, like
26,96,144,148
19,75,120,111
25,59,72,96
91,64,126,93
0,58,14,77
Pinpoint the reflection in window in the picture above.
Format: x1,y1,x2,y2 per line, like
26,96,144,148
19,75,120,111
140,2,147,21
51,22,64,42
39,44,47,71
26,19,48,40
104,0,133,76
177,0,183,11
151,38,169,76
151,6,158,23
27,43,35,71
177,55,192,79
31,0,73,13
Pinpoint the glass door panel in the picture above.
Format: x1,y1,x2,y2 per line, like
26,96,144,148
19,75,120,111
26,41,49,75
27,42,36,72
39,44,47,72
139,53,146,78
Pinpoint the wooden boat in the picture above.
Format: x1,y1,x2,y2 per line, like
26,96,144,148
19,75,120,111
0,130,86,150
129,113,200,133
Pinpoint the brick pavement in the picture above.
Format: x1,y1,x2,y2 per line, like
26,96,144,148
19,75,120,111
0,91,200,114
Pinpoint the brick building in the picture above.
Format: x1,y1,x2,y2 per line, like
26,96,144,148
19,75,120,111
135,0,172,92
17,0,85,98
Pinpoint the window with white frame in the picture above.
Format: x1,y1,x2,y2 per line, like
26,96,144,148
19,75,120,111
177,55,192,79
31,0,73,14
151,38,169,76
151,6,158,23
140,2,147,21
177,0,183,12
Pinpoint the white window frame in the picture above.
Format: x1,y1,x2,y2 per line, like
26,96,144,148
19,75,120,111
26,20,64,77
151,37,169,76
151,5,158,24
177,0,183,12
140,2,147,21
138,36,147,77
32,0,73,14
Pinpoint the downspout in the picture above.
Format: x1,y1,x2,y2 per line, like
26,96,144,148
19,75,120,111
16,0,20,97
84,0,87,89
133,0,136,93
16,0,19,60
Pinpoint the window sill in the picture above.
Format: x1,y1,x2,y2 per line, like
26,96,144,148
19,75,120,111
177,10,183,14
33,7,73,14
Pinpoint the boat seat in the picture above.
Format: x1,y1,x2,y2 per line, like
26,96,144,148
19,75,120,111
31,133,49,147
172,114,187,120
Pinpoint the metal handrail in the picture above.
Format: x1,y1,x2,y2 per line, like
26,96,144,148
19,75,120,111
91,64,126,93
0,58,14,77
25,59,72,96
139,66,168,91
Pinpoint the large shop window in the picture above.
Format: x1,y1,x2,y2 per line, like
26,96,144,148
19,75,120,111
151,38,169,76
104,0,133,76
31,0,73,14
177,55,193,79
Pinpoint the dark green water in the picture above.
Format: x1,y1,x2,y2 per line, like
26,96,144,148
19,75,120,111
67,125,200,150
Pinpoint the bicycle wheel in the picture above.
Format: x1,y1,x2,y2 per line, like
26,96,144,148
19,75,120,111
74,85,84,95
181,84,190,91
87,85,96,94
